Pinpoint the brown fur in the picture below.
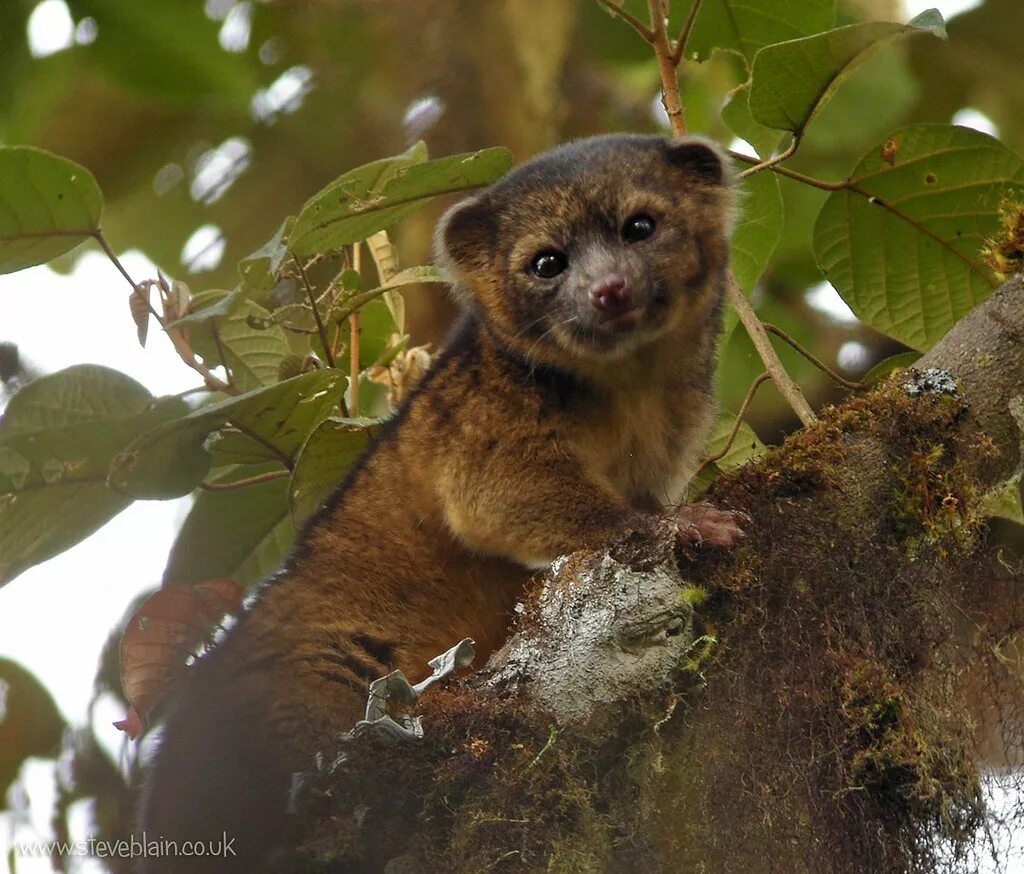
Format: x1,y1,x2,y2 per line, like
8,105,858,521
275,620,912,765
140,134,736,872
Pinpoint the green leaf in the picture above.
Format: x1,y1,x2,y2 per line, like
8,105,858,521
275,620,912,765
108,371,345,499
863,351,920,385
0,146,102,274
163,465,295,589
216,301,291,392
813,124,1024,350
238,217,295,291
205,430,282,467
0,366,187,585
688,412,766,498
723,170,784,337
705,412,766,472
749,11,946,135
730,171,785,295
687,0,836,65
290,417,383,526
327,265,450,325
290,147,514,256
721,83,785,159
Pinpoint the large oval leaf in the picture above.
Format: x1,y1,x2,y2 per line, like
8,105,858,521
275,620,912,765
749,11,946,135
0,146,102,274
0,366,187,585
813,124,1024,350
687,0,835,65
289,147,514,256
108,371,345,499
289,417,382,527
163,465,294,589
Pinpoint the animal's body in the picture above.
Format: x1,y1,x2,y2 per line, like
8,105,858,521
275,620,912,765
140,133,740,871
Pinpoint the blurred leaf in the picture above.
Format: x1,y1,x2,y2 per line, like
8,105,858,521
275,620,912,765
217,301,290,392
290,146,514,256
908,0,1024,158
117,579,243,733
813,124,1024,350
749,11,945,135
72,0,257,106
687,0,836,65
0,1,32,127
0,366,187,586
0,658,66,797
163,465,295,588
0,146,102,274
289,417,382,526
801,47,918,155
108,371,344,499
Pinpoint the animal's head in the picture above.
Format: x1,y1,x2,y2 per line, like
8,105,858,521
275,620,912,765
436,134,735,368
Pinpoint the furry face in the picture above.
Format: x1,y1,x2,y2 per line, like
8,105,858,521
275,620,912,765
437,134,735,367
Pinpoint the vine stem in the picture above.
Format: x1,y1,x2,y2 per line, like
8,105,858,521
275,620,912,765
762,323,866,391
736,133,801,180
640,0,817,425
724,277,816,424
292,252,336,368
692,371,771,482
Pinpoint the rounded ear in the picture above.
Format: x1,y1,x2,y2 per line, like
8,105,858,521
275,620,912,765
433,195,497,275
663,136,734,187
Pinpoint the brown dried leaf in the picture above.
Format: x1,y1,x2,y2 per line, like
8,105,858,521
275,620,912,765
128,282,153,347
117,579,243,734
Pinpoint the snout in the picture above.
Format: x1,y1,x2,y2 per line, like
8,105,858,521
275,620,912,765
588,273,642,334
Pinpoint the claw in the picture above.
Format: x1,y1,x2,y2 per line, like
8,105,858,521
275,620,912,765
676,502,748,549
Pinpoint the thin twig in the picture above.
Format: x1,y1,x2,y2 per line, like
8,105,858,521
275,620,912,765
348,243,362,416
648,0,687,134
641,2,816,425
595,0,654,41
736,134,801,180
198,469,291,491
92,229,137,290
671,0,704,65
761,323,867,390
692,372,771,482
729,150,849,191
225,418,294,469
292,252,336,368
725,277,817,424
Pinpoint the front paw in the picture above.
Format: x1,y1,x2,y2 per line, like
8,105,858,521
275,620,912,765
676,502,749,549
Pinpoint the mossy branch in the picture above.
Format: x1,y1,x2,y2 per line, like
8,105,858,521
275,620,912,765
291,275,1024,872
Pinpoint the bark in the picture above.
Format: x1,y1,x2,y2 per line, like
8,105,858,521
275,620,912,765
292,277,1024,874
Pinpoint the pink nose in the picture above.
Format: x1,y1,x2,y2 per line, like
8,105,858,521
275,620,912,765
589,274,632,313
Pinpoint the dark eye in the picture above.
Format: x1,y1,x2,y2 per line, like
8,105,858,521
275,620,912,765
622,213,656,244
531,250,567,279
